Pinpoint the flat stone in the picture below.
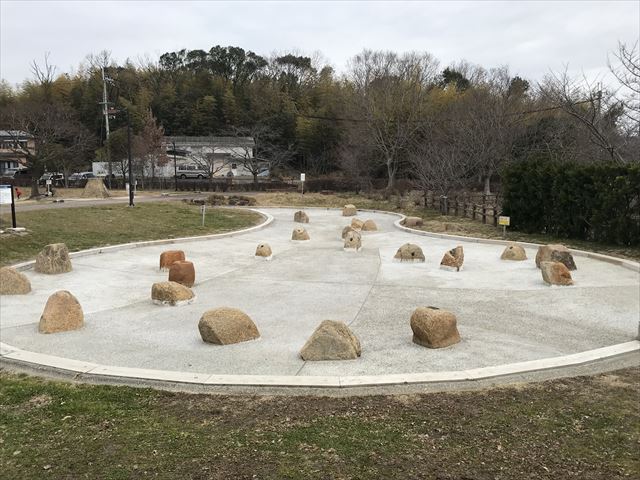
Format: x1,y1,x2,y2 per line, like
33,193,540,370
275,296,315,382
536,244,577,271
294,211,309,223
255,243,273,258
440,246,464,271
168,260,195,287
39,290,84,334
394,243,425,262
34,243,72,274
159,250,185,270
501,243,527,261
342,204,357,216
300,320,361,361
151,281,194,305
198,307,260,345
541,261,574,286
410,306,461,348
0,267,31,295
343,230,362,250
292,227,310,241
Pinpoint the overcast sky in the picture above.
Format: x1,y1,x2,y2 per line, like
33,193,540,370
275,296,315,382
1,0,638,87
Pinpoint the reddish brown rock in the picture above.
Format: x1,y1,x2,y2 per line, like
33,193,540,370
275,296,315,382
168,260,195,287
39,290,84,334
198,307,260,345
410,306,461,348
440,246,464,271
535,244,576,271
159,250,186,270
540,261,574,286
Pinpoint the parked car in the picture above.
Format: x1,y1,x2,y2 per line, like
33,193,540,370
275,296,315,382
2,167,25,178
176,165,209,179
38,172,65,187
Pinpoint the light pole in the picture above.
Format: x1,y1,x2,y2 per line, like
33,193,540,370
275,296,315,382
172,140,178,192
126,109,134,207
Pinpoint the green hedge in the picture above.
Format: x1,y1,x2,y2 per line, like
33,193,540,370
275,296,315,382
501,160,640,246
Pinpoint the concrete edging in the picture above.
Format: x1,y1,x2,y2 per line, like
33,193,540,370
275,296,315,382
1,206,638,391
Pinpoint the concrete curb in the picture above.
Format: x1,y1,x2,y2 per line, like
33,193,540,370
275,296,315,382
2,206,638,392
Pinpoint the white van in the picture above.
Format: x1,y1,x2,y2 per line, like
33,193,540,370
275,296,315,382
176,165,210,179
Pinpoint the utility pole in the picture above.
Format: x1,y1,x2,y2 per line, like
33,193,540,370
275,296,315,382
100,67,112,189
172,141,178,192
127,109,134,207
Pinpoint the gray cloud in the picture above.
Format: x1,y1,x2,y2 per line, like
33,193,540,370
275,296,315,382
1,0,637,86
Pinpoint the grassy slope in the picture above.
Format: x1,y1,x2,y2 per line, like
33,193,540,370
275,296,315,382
0,368,638,479
0,203,262,267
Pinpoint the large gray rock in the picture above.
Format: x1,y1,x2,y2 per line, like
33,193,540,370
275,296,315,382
35,243,72,274
0,267,31,295
300,320,361,361
198,307,260,345
410,306,461,348
535,244,576,271
39,290,84,334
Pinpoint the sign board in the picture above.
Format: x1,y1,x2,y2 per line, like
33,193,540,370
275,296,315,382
300,173,306,182
46,179,52,186
498,216,511,226
0,185,12,205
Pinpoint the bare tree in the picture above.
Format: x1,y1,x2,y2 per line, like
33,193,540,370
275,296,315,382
347,50,439,191
609,41,640,134
133,109,168,185
189,140,231,183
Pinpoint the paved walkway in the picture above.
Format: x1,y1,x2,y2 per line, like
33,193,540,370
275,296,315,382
1,208,638,390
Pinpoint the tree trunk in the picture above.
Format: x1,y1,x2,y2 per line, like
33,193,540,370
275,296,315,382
386,157,396,191
483,175,492,195
30,175,40,198
253,172,258,186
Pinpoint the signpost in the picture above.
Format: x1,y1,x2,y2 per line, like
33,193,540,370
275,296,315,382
498,215,510,238
200,204,206,226
300,173,306,197
0,184,17,228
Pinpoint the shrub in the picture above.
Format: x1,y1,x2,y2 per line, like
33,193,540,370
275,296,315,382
227,195,257,206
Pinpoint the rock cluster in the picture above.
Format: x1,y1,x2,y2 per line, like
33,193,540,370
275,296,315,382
500,243,527,261
34,243,72,274
0,267,31,295
292,227,310,241
535,244,577,271
294,210,309,223
168,260,195,287
151,281,194,305
39,290,84,334
198,307,260,345
159,250,186,270
255,243,273,258
343,230,362,250
410,306,461,348
394,243,425,262
440,246,464,271
300,320,361,361
342,204,357,216
540,261,574,286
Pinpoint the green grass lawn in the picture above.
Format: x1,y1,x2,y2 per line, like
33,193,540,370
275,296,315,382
0,368,638,479
0,203,262,267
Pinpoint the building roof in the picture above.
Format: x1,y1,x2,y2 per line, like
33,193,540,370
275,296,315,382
164,136,255,148
0,130,33,139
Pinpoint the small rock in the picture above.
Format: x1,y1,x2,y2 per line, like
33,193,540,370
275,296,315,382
342,204,357,216
198,307,260,345
341,225,357,239
168,260,195,287
500,243,527,261
410,306,461,348
350,218,364,230
292,227,310,241
0,267,31,295
394,243,425,262
151,281,194,305
300,320,361,361
403,216,423,227
255,243,273,258
159,250,185,271
294,211,309,223
440,246,464,271
361,219,377,231
34,243,72,274
343,230,362,250
39,291,84,334
540,261,573,286
535,244,576,270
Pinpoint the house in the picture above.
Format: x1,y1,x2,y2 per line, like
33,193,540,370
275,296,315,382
0,130,33,174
